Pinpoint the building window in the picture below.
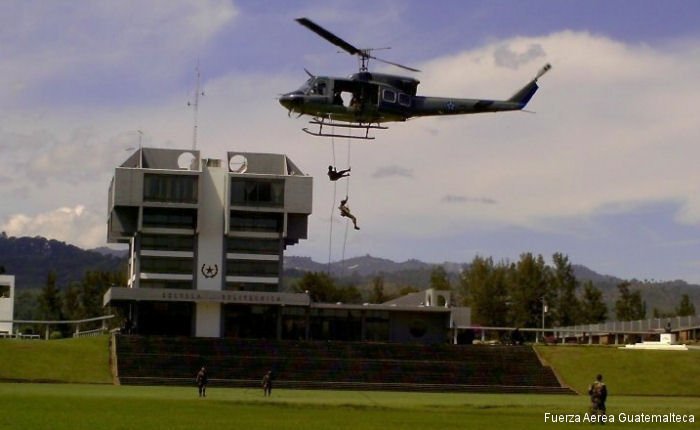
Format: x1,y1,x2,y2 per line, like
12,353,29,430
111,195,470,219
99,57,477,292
365,310,389,341
143,174,198,203
230,179,284,207
0,285,10,298
140,280,193,290
226,237,280,254
226,260,279,277
140,234,195,251
230,212,282,233
140,257,193,274
143,208,197,229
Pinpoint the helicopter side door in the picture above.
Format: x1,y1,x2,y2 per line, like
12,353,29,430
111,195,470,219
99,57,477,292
378,85,412,120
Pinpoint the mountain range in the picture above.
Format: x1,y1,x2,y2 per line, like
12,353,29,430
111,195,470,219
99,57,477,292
1,234,698,316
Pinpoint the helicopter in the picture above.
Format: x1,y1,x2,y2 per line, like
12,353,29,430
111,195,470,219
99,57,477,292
279,17,551,140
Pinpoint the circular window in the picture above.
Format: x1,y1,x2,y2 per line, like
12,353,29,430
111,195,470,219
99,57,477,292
229,154,248,173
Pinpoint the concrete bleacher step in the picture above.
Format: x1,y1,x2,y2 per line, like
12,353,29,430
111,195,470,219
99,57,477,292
118,377,575,394
115,336,570,394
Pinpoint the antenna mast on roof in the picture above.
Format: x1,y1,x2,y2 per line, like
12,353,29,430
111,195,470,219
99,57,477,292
187,61,205,150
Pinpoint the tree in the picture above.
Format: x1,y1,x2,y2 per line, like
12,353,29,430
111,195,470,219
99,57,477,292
429,266,451,291
676,294,696,317
38,271,63,321
508,253,550,328
294,272,337,302
579,281,607,323
614,281,646,321
652,308,675,318
369,276,387,303
398,285,419,296
459,256,508,327
293,272,362,304
62,285,82,321
549,253,580,326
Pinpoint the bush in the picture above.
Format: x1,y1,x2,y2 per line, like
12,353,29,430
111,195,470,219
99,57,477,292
50,331,63,340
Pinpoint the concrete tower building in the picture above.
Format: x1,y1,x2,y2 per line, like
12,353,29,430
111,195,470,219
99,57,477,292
103,148,312,337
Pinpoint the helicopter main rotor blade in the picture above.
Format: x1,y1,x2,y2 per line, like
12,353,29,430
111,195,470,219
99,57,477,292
296,17,360,56
369,54,420,72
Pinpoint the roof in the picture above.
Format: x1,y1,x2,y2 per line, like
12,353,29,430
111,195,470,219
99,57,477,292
382,291,425,307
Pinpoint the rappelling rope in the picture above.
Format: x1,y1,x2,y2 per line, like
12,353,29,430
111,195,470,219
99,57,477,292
341,133,351,263
327,127,336,273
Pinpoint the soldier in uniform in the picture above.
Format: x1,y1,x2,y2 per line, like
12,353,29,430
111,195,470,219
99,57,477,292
339,197,360,230
196,365,208,397
328,165,351,181
262,370,273,396
588,373,607,416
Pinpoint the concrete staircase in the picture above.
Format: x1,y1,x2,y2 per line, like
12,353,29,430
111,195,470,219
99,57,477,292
115,336,574,394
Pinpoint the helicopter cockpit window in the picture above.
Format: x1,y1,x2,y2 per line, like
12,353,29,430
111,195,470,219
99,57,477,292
307,79,327,95
382,89,397,103
297,79,313,94
398,93,411,106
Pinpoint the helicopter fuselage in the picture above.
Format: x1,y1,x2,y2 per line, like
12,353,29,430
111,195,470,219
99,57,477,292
279,71,538,124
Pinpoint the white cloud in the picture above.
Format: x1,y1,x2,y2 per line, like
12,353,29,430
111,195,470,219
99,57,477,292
0,1,238,108
1,205,105,249
441,195,497,205
372,165,414,179
493,43,546,69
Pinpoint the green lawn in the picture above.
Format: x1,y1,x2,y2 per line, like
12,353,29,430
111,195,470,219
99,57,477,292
0,336,111,383
535,345,700,395
1,383,698,430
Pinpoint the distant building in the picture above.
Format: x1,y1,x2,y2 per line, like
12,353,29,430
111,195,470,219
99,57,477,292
103,148,470,343
0,275,15,335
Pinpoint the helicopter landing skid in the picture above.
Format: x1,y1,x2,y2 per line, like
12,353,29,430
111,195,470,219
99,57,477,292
303,119,387,140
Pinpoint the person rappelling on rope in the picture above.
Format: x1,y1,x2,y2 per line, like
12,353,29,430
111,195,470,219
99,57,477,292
328,165,351,181
339,196,360,230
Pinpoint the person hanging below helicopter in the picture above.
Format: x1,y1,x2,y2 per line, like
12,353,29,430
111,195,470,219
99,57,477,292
339,196,360,230
328,165,351,181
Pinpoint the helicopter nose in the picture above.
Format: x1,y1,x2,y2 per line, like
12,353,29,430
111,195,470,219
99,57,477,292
279,93,302,110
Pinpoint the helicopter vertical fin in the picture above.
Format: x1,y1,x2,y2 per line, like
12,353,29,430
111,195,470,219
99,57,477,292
508,81,539,108
507,63,551,108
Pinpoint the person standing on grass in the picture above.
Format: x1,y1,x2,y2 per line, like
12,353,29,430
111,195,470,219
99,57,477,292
588,373,607,416
262,370,273,396
196,366,208,397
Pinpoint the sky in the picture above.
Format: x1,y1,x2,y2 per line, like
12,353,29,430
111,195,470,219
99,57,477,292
1,0,700,283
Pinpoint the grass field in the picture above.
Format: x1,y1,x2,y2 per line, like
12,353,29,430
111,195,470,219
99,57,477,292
2,337,699,428
1,383,698,429
535,345,700,395
0,336,111,383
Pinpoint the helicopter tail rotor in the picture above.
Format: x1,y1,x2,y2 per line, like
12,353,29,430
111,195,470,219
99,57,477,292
534,63,552,81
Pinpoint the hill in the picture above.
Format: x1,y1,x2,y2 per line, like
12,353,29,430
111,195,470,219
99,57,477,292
286,255,700,315
1,234,698,316
0,233,124,290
